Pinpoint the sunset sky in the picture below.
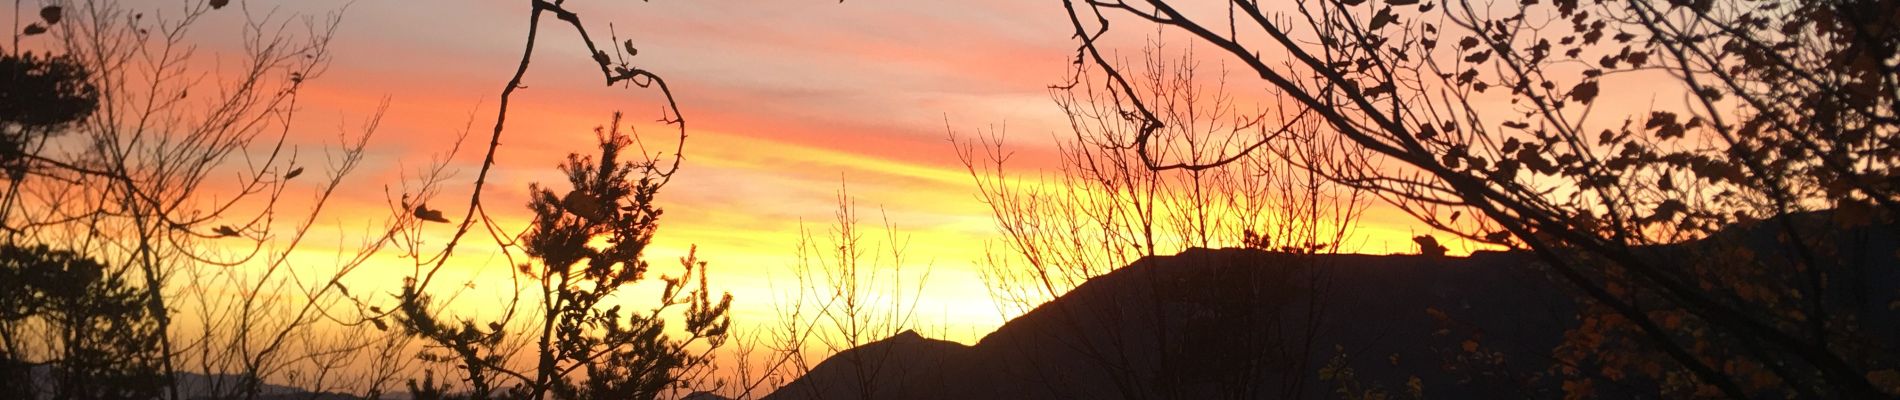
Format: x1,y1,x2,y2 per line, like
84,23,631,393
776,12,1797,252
95,0,1445,343
11,1,1891,398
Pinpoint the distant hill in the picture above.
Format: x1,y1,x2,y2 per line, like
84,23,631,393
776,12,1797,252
16,367,363,400
172,372,364,400
766,249,1570,399
767,213,1899,399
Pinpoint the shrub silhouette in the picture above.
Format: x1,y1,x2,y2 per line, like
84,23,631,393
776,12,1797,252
399,114,730,400
0,50,97,180
0,244,165,400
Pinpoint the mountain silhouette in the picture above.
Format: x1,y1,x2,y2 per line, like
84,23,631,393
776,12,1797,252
17,366,360,400
767,212,1898,399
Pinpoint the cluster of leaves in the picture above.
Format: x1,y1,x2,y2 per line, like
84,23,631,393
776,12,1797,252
0,49,96,131
1419,305,1556,396
0,45,98,180
1317,346,1426,400
1545,218,1900,398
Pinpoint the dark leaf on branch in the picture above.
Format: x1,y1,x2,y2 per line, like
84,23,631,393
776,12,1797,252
1365,82,1397,98
284,167,303,180
1457,68,1479,84
1657,123,1686,139
1369,7,1398,30
22,23,46,36
39,6,61,25
414,204,449,223
213,225,240,237
1484,230,1512,242
1465,50,1491,63
1650,199,1686,222
1645,111,1676,129
1459,36,1480,50
1569,80,1599,104
209,0,229,9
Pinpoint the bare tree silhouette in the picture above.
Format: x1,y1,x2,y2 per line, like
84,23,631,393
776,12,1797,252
748,184,935,400
952,44,1371,399
0,1,446,398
